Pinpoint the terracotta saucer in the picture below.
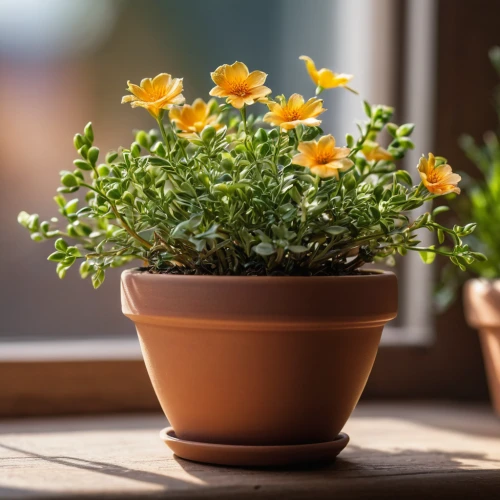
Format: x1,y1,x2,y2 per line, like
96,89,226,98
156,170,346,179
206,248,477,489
160,427,349,467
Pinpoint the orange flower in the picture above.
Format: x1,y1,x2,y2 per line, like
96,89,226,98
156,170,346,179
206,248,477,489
169,98,222,137
362,141,394,161
121,73,185,118
299,56,354,94
293,135,354,179
417,153,461,195
209,61,271,109
263,94,325,130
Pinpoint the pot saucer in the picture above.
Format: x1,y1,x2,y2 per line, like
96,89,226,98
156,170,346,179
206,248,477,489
160,427,349,467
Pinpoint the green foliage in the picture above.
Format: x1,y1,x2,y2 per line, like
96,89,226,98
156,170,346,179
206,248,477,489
19,103,481,288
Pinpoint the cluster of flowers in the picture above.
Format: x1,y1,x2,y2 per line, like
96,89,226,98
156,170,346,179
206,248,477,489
123,58,460,193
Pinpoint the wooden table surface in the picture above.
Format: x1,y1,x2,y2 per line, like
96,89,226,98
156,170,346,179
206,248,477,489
1,403,500,499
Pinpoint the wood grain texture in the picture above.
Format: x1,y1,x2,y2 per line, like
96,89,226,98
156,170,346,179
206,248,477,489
1,403,499,499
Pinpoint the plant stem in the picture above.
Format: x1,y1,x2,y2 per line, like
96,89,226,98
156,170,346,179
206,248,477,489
81,182,152,250
157,118,174,164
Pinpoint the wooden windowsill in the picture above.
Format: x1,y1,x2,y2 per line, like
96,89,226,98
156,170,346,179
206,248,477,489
1,403,500,499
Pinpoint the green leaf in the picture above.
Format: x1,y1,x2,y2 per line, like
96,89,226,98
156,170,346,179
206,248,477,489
396,123,415,137
363,101,372,118
432,206,450,217
288,245,308,253
48,251,67,262
55,238,68,252
61,173,79,188
395,170,413,186
253,242,276,256
84,122,94,143
17,211,30,228
325,226,348,236
419,249,437,264
92,269,105,289
88,147,100,165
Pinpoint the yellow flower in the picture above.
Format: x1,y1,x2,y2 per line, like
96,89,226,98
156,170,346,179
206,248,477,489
263,94,325,130
293,135,354,179
169,98,222,138
362,141,394,161
417,153,461,195
209,61,271,109
299,56,354,94
121,73,185,118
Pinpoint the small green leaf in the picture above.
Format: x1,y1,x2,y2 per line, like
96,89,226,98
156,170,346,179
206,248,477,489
288,245,308,253
84,122,94,143
325,226,348,236
253,242,276,256
432,206,450,217
92,269,105,289
48,251,67,262
419,249,436,264
55,238,68,252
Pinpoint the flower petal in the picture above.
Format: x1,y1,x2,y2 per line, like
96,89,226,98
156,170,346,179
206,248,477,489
126,82,149,100
152,73,172,93
300,97,325,118
227,96,245,109
318,134,336,154
332,147,351,159
263,112,285,126
209,86,228,97
310,165,338,178
248,86,272,99
292,153,315,167
246,70,267,87
225,61,249,82
288,93,305,109
211,68,228,87
299,55,319,85
297,141,318,157
192,98,208,120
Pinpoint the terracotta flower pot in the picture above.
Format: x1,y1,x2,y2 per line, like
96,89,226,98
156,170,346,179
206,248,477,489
121,269,397,464
464,279,500,415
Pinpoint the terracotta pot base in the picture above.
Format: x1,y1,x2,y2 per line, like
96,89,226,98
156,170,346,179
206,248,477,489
161,427,350,467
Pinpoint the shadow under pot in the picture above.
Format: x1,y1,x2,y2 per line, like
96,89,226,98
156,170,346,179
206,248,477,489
121,269,398,466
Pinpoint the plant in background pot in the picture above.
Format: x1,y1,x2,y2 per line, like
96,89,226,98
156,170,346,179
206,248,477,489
448,47,500,416
18,56,482,466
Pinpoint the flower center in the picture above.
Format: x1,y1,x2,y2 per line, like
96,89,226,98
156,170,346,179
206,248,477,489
315,153,334,165
427,171,442,183
229,81,250,97
283,108,302,122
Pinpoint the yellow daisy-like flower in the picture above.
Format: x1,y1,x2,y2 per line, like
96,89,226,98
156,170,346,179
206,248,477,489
169,98,222,138
362,141,394,161
209,61,271,109
263,94,326,131
417,153,461,195
293,135,354,179
299,56,354,94
121,73,185,118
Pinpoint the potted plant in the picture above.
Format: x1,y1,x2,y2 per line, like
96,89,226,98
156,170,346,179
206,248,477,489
18,56,482,466
453,47,500,416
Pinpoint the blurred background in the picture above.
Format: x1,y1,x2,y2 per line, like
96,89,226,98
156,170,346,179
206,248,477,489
1,0,500,415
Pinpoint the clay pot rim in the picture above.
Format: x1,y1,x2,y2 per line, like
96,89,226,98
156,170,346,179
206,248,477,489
123,267,394,282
